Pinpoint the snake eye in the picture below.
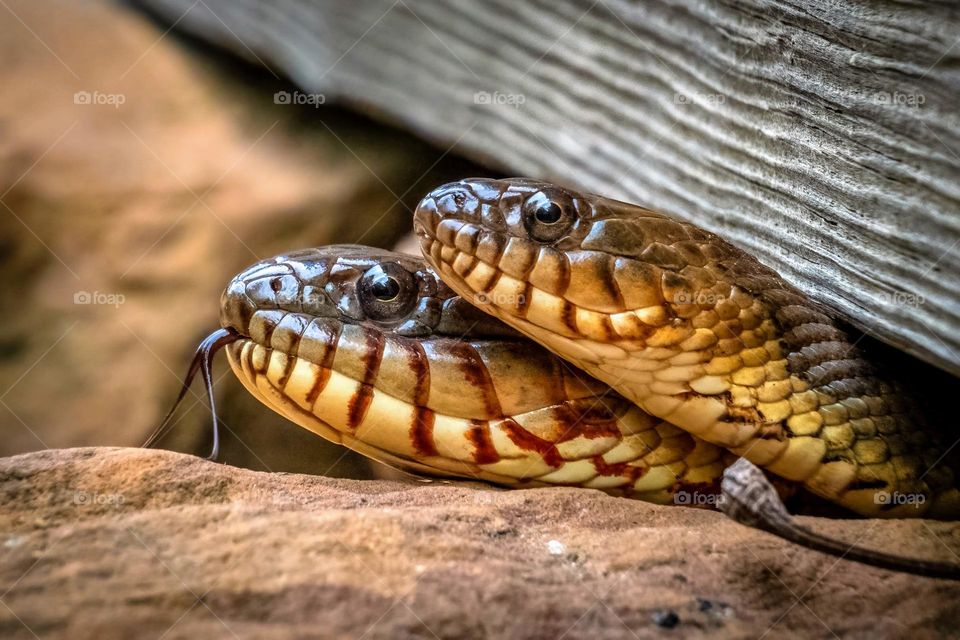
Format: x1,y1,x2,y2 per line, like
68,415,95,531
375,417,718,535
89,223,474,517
522,190,575,242
370,275,400,301
358,263,417,321
534,202,562,224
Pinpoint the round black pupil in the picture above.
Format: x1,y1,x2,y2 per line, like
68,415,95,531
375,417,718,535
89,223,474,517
534,202,562,224
370,275,400,301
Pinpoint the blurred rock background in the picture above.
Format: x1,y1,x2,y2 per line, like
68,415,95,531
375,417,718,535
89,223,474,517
0,0,486,476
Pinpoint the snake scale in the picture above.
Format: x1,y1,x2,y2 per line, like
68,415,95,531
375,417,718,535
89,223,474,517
413,178,960,519
148,177,960,578
217,246,733,505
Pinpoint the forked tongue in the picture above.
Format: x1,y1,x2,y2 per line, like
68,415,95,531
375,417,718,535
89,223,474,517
142,328,240,460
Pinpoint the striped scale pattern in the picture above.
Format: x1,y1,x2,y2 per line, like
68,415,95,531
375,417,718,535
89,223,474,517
416,178,960,518
221,248,729,504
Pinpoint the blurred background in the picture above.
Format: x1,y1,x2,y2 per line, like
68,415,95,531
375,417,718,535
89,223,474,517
0,0,490,477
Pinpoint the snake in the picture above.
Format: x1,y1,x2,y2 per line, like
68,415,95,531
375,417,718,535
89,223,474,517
207,245,736,504
413,177,960,520
144,218,960,577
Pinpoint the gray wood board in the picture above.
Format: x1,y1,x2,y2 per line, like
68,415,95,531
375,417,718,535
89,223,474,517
134,0,960,376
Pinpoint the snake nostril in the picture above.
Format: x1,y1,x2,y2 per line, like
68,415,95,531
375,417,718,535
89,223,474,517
270,277,283,293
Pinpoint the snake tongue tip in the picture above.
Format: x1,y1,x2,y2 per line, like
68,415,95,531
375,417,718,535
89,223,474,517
143,328,239,461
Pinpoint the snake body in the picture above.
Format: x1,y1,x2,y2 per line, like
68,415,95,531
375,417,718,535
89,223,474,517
218,246,731,503
414,178,960,518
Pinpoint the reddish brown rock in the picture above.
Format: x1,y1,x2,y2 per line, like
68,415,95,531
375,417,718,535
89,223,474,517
1,447,959,639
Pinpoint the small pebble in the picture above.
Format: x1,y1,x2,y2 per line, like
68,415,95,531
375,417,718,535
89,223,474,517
547,540,565,555
652,610,679,628
696,597,733,617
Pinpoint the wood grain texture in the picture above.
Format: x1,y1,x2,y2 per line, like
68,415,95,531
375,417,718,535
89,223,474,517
134,0,960,376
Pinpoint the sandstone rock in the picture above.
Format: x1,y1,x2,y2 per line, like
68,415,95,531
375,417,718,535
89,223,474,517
1,447,959,639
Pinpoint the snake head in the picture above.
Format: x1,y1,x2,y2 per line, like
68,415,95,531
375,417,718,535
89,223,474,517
217,244,635,480
415,178,757,361
220,244,520,343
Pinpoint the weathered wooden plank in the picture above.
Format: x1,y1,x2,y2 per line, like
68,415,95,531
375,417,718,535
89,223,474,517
134,0,960,375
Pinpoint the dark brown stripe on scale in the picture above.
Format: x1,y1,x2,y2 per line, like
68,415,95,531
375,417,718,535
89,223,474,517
402,337,431,407
290,317,341,372
459,255,480,279
482,267,503,299
591,455,648,481
455,222,481,253
603,253,626,311
272,316,309,389
446,341,503,418
466,420,500,464
477,229,505,266
260,311,284,347
560,299,579,335
317,322,343,369
347,385,375,432
305,366,332,407
504,238,539,282
554,248,572,297
245,340,263,376
411,407,438,457
275,352,297,389
598,313,618,341
501,419,563,468
515,281,532,317
345,328,386,431
550,402,622,442
358,327,386,386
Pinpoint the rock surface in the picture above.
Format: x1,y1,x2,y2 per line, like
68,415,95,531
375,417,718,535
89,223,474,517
2,447,960,639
